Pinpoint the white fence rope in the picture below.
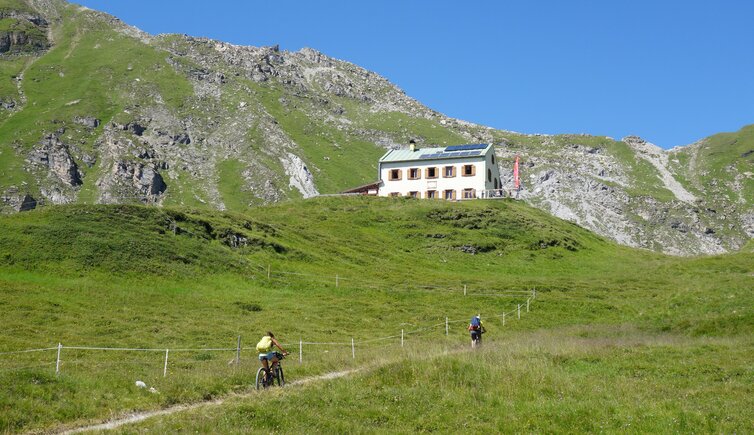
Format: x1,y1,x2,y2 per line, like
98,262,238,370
1,280,537,376
0,347,57,355
250,262,538,297
62,346,237,352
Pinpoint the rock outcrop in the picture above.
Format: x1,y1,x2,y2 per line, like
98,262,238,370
0,10,50,53
28,133,82,187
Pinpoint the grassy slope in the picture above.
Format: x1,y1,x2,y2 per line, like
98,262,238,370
0,198,751,433
252,82,387,193
0,1,192,197
688,124,754,203
0,0,33,13
130,330,753,434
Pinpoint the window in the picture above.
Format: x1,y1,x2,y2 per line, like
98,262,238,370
425,167,438,179
389,192,400,197
462,188,476,199
491,154,495,164
494,178,499,189
408,191,419,198
408,168,420,180
443,166,456,178
389,169,402,181
426,190,437,199
462,164,475,177
444,189,456,200
487,168,492,182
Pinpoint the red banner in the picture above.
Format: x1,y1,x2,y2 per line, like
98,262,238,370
513,156,520,190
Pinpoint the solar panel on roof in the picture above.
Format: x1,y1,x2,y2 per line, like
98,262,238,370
419,154,432,159
445,144,488,152
468,151,482,156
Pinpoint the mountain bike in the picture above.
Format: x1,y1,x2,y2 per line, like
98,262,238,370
471,329,485,348
255,352,286,390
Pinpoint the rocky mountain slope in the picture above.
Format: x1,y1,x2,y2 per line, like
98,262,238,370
0,0,751,256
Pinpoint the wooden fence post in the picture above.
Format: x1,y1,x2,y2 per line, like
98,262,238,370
351,338,355,359
236,335,241,367
299,339,303,364
163,349,169,377
55,343,62,376
445,317,449,336
401,329,404,347
517,304,521,319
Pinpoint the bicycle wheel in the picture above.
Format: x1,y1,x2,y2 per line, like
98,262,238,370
277,366,285,387
255,367,267,390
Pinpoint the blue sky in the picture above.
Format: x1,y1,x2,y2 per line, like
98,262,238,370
76,0,754,149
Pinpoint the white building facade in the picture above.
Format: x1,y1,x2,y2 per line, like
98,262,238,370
378,144,503,199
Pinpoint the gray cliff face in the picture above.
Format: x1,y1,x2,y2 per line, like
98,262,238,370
0,0,751,257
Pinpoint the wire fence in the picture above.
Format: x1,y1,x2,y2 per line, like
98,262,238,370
0,211,541,382
245,259,539,297
0,290,537,378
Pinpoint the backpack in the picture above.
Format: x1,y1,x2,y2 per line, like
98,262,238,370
470,316,481,331
256,336,273,353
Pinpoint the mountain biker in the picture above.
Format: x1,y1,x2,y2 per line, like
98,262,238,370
468,315,486,347
256,331,288,377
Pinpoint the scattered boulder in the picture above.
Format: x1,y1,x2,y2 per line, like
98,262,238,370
171,132,191,145
0,98,16,110
128,122,147,136
1,189,37,212
73,116,100,129
17,194,36,211
458,245,479,254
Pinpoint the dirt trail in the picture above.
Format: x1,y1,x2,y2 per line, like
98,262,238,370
58,345,472,434
59,368,364,434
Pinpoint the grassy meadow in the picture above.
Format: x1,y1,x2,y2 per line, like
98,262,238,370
0,197,751,433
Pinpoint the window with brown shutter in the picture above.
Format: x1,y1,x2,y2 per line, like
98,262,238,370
425,167,438,179
462,165,475,177
443,166,456,178
389,169,402,181
444,189,456,200
408,191,419,198
408,168,420,180
462,188,475,199
426,190,437,199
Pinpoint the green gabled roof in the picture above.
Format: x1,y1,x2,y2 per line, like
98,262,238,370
379,144,492,163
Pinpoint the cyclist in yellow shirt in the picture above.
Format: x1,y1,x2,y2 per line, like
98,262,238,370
256,331,288,377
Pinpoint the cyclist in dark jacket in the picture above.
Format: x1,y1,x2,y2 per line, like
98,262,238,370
468,315,486,347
